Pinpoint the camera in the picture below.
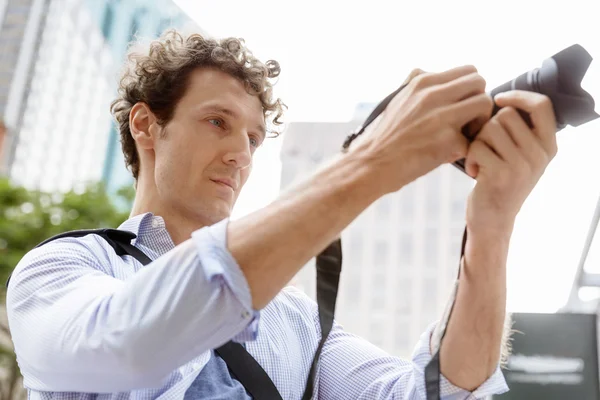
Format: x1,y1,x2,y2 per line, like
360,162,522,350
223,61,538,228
453,44,599,173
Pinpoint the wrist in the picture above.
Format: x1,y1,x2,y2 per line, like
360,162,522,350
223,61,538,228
463,222,512,279
466,211,516,241
345,141,417,196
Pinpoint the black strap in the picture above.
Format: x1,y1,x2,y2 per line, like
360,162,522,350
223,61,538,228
302,238,342,399
339,81,469,400
9,83,452,399
12,228,285,399
215,342,283,400
424,227,467,400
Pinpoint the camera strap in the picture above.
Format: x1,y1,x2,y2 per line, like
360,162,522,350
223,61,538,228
340,81,466,400
9,80,458,398
9,229,341,400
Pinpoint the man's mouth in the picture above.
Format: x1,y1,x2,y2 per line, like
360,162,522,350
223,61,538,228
211,178,236,191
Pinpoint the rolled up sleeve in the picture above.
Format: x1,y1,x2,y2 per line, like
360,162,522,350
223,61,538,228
193,218,260,342
410,323,509,399
7,218,260,392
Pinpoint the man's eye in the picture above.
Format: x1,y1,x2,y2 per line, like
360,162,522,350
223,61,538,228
249,137,259,147
208,119,223,127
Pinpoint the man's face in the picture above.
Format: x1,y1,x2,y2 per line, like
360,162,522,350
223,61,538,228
153,68,266,224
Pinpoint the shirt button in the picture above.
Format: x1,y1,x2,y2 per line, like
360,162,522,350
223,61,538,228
242,311,250,318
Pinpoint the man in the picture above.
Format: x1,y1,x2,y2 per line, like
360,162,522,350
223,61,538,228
6,30,558,399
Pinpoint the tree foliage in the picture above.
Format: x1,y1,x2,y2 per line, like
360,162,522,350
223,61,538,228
0,178,133,288
0,178,134,399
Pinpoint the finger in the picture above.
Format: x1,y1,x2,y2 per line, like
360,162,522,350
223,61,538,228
495,107,538,152
465,139,502,179
437,72,487,103
402,68,427,86
445,93,494,130
411,65,478,89
443,129,470,163
477,117,519,162
494,90,557,141
495,107,552,168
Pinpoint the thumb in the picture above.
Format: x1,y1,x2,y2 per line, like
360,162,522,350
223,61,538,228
402,68,427,86
464,145,480,179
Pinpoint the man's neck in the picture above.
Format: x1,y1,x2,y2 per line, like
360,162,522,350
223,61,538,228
129,188,209,246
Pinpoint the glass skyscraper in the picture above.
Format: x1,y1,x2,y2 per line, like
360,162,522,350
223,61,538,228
1,0,196,194
86,0,195,196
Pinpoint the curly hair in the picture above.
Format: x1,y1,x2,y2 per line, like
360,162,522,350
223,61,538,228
110,30,286,180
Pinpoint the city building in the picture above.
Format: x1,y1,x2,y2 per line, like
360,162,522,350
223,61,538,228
0,0,50,177
280,106,475,358
90,0,198,196
4,0,114,192
1,0,197,193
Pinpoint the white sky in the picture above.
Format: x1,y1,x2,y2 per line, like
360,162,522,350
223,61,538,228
175,0,600,313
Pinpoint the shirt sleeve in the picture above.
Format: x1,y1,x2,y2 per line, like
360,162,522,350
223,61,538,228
7,218,258,392
315,307,509,399
410,322,509,399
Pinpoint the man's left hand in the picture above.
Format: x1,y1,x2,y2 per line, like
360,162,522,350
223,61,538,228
464,90,558,234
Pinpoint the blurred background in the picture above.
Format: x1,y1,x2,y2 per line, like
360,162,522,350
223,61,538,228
0,0,599,398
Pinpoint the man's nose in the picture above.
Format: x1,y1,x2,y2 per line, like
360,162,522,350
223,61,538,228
222,132,252,169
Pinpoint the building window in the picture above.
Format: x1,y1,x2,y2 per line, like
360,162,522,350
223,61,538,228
399,231,413,266
376,194,392,219
156,18,171,37
370,318,386,348
348,231,363,263
424,227,439,269
345,275,361,308
371,271,387,310
374,239,389,267
395,321,410,353
422,278,438,315
129,9,148,41
425,168,441,222
101,4,114,39
129,17,140,41
395,278,411,315
399,183,415,224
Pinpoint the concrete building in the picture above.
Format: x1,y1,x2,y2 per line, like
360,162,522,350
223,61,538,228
281,106,475,357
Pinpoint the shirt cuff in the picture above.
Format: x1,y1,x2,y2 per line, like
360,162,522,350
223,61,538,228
411,322,509,399
191,218,260,342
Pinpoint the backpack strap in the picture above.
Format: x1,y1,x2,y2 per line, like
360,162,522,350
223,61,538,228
9,229,284,400
215,342,283,399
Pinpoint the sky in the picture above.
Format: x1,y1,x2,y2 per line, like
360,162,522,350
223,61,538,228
174,0,600,313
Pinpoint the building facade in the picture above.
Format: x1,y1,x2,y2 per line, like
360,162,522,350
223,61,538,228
7,0,116,192
0,0,50,177
90,0,196,196
1,0,196,193
280,108,475,358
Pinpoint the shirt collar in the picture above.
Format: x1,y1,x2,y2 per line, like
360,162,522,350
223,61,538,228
118,212,175,256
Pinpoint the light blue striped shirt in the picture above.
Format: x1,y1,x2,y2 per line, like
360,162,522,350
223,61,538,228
6,212,508,399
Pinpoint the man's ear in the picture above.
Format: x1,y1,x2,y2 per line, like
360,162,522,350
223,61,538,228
130,102,159,150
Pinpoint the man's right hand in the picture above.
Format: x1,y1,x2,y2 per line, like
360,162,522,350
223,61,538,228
348,65,494,195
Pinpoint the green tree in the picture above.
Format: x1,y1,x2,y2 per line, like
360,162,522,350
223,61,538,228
0,178,133,399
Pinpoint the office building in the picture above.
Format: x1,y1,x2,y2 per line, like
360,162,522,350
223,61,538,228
92,0,197,196
281,106,475,357
0,0,50,176
5,0,114,192
2,0,196,193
